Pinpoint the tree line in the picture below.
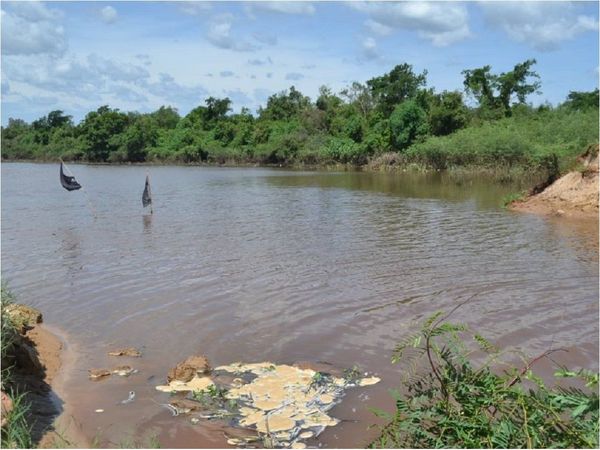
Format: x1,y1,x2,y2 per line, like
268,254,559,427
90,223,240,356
2,59,598,171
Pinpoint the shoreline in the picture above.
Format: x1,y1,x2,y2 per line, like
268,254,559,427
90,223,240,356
2,157,550,185
509,146,599,221
36,324,89,449
2,305,87,449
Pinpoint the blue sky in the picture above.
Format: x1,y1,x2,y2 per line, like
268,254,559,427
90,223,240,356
1,1,598,125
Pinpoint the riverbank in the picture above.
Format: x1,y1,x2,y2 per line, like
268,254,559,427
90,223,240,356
1,287,84,448
2,156,550,187
510,144,599,220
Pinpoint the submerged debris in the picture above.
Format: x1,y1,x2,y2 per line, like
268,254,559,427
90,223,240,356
108,347,141,357
168,355,211,382
155,360,380,448
155,376,214,393
121,391,136,404
88,369,111,381
112,365,138,377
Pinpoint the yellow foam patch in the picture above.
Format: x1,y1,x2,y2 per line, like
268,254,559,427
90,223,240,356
155,376,214,393
256,414,296,433
358,376,381,386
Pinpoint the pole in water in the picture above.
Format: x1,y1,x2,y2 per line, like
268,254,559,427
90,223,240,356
142,173,153,214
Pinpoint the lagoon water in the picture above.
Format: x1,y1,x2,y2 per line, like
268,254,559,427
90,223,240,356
2,163,598,447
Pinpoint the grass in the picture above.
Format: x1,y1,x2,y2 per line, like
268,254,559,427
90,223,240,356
1,283,33,449
369,308,599,448
404,108,599,172
501,191,525,208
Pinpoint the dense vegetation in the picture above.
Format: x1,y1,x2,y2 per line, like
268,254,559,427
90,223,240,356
370,310,599,448
1,285,32,449
2,59,598,175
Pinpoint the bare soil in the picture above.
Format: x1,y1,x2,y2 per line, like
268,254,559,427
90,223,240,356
511,146,599,221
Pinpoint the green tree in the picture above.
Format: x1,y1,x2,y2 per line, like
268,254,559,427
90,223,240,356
428,91,469,136
151,106,180,129
110,115,158,162
259,86,311,121
80,106,129,161
462,59,541,117
366,63,428,116
185,97,232,130
340,82,374,119
564,89,599,111
389,100,429,150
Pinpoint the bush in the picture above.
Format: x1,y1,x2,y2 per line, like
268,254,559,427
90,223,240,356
406,108,599,170
323,137,365,164
369,311,599,449
1,284,33,449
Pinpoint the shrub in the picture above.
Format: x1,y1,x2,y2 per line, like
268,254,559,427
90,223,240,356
369,310,599,449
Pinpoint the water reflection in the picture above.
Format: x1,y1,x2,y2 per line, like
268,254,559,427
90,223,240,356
142,214,153,234
58,228,83,284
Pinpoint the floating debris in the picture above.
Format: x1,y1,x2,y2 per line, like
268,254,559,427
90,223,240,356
168,355,211,382
155,360,380,448
155,376,214,393
190,417,200,425
108,348,141,357
88,369,111,381
357,376,381,386
112,365,138,377
121,391,136,404
95,409,104,413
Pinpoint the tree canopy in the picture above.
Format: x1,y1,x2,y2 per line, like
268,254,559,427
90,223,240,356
462,59,541,116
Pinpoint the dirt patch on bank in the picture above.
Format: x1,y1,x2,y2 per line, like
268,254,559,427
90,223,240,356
511,145,599,220
2,304,83,448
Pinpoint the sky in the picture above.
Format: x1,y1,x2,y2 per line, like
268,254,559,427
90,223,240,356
1,1,598,125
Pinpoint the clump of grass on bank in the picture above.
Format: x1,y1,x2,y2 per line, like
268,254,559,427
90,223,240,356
404,108,599,173
502,192,525,208
369,309,599,449
1,284,33,449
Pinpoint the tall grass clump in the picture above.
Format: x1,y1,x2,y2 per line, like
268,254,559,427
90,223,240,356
405,108,599,172
1,284,33,449
370,307,599,448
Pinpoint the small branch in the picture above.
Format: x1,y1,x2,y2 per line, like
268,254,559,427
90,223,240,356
432,290,484,330
506,348,568,388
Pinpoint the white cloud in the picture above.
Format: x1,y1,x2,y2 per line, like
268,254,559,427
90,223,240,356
100,6,118,24
206,14,257,51
361,36,379,61
246,2,315,16
479,2,599,51
5,1,61,22
178,2,212,16
1,2,67,56
142,73,207,107
350,2,470,47
87,54,150,84
220,70,235,77
365,19,393,37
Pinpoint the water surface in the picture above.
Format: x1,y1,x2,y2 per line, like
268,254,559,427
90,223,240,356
2,163,598,447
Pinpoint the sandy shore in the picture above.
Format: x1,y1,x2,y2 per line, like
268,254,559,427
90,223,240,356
511,147,599,221
6,314,88,448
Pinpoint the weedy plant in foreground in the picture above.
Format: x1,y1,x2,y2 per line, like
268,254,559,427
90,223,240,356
369,306,599,448
1,284,33,449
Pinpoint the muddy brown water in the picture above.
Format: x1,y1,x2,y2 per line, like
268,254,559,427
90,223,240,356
2,163,598,448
